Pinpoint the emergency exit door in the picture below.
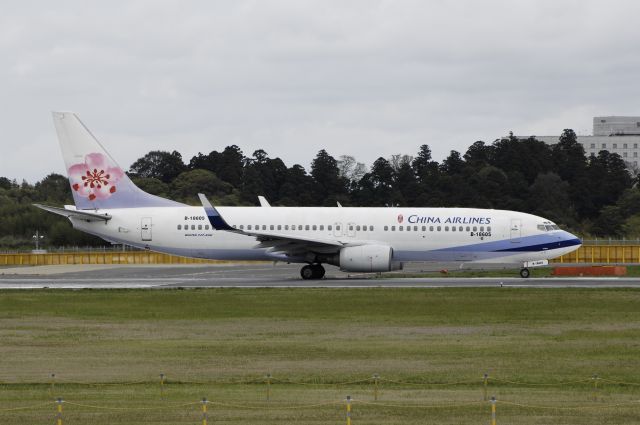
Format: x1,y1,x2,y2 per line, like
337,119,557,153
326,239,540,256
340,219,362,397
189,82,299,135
141,217,152,241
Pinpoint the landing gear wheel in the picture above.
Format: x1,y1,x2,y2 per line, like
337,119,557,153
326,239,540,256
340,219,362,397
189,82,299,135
313,264,326,279
301,265,315,280
520,268,530,278
300,264,326,280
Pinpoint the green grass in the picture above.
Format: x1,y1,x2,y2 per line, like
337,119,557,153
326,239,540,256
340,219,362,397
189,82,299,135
1,288,640,424
386,264,640,278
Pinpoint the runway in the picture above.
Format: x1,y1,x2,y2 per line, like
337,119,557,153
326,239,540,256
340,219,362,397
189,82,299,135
1,263,640,288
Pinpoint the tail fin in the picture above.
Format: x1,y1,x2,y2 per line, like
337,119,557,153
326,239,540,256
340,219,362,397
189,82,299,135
52,111,184,210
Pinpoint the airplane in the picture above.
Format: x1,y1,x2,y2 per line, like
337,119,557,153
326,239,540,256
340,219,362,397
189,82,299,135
36,112,582,279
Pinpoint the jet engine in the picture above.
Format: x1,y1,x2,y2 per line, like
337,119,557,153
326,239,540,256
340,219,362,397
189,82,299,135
334,244,401,273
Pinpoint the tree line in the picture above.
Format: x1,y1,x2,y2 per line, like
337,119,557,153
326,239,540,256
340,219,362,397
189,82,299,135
1,129,639,249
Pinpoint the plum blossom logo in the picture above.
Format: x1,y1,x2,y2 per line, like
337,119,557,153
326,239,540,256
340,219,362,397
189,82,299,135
397,214,404,223
68,153,124,202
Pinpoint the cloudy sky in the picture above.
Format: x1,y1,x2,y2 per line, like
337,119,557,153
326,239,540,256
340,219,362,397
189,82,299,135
2,0,640,182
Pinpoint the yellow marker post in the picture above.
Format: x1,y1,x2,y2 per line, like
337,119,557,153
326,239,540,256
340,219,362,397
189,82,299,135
346,395,352,425
56,398,63,425
201,398,208,425
483,373,489,401
373,374,380,401
592,374,599,401
490,396,496,425
266,373,272,402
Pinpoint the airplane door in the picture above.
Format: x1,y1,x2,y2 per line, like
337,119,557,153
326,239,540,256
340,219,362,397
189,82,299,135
347,222,356,237
141,217,152,241
333,222,343,237
510,219,521,243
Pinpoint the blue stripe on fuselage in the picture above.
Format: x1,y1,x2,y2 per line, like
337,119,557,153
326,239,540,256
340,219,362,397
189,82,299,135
433,232,581,253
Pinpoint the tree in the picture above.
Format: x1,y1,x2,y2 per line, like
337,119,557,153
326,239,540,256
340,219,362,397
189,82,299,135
412,145,434,178
528,172,574,225
129,150,186,183
311,150,347,205
278,165,316,206
131,177,170,198
170,169,233,203
464,141,492,167
34,173,72,204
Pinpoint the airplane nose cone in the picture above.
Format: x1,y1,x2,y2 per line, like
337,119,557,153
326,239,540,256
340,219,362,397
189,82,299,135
561,231,582,248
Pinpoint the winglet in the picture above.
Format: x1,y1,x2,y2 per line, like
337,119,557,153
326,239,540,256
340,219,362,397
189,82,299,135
198,193,235,231
258,196,271,207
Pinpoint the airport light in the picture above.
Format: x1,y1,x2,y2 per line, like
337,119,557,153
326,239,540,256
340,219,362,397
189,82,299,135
32,230,45,250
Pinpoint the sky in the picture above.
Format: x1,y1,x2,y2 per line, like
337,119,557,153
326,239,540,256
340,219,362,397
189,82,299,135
2,0,640,182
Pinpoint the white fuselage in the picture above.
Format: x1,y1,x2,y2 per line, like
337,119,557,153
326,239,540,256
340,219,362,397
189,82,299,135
71,206,582,265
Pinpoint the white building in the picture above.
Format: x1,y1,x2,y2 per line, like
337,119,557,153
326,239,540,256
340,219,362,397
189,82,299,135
521,116,640,167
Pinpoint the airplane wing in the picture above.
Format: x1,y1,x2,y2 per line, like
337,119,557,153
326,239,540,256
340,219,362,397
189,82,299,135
198,194,346,257
34,204,112,222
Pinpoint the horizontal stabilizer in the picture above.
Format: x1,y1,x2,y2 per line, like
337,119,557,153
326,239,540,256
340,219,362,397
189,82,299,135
34,204,112,222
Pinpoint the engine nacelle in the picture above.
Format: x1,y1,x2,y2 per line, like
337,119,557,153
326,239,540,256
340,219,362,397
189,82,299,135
338,244,396,273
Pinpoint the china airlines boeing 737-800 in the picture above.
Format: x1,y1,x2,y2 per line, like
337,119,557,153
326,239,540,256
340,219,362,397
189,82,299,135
36,112,582,279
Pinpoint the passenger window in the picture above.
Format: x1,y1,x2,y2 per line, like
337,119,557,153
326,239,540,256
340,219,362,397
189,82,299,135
320,225,324,231
247,225,252,230
262,225,267,230
336,225,341,230
370,226,374,231
487,226,491,232
414,226,418,231
356,225,361,231
239,225,244,230
480,226,484,231
452,226,456,232
466,226,470,231
177,224,181,230
277,225,282,230
429,226,434,231
399,226,403,231
407,226,411,231
298,225,303,230
384,225,389,231
349,225,354,231
191,225,196,230
473,226,477,231
328,225,332,231
445,226,449,231
270,225,274,230
422,226,426,231
205,225,209,230
198,225,203,230
437,226,441,231
304,225,309,231
391,226,396,231
313,225,317,231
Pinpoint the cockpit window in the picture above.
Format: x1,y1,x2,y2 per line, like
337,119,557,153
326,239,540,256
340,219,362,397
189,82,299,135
538,222,560,232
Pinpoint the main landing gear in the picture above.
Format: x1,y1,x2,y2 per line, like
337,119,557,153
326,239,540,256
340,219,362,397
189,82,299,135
520,268,530,278
300,264,326,280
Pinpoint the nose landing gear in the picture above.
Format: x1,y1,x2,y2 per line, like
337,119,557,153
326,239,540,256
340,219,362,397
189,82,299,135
300,264,326,280
520,268,530,278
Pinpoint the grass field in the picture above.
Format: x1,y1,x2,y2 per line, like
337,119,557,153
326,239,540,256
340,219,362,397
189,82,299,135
1,288,640,424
